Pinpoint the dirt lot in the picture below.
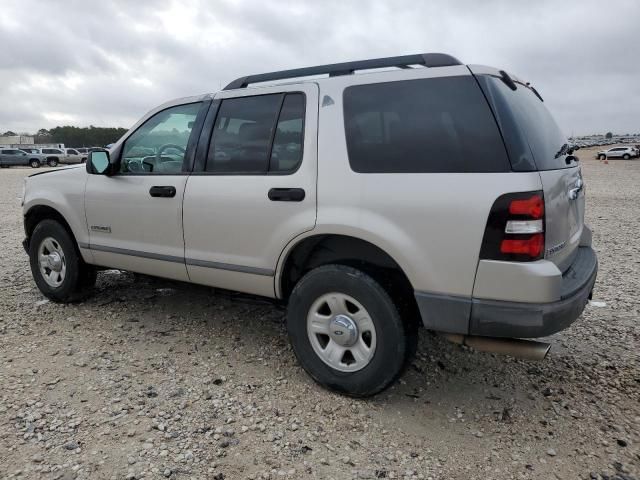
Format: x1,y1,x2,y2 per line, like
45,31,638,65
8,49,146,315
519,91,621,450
0,149,638,480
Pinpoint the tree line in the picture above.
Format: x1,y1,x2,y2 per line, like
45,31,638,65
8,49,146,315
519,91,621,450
2,126,128,147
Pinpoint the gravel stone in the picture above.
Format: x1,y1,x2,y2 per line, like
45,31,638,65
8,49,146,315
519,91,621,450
0,156,638,478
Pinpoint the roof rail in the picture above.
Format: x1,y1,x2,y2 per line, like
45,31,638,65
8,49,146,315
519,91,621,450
223,52,462,90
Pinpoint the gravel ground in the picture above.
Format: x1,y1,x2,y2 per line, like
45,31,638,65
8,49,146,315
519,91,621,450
0,151,638,480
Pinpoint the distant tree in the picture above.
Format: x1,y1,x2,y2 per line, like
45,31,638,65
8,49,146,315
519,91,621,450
47,126,128,147
605,132,613,139
2,130,17,136
35,128,52,144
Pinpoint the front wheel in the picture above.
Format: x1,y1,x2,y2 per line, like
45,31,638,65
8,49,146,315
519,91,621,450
287,264,416,397
30,159,40,168
623,154,630,160
598,154,606,160
29,219,96,303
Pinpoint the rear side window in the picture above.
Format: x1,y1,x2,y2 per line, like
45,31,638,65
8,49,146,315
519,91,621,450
476,75,569,171
270,94,305,173
343,76,510,173
206,93,305,174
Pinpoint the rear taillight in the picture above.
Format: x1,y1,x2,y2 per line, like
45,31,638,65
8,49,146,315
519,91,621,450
480,191,545,261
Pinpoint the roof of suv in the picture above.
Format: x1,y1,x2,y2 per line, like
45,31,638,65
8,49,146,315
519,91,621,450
223,52,463,90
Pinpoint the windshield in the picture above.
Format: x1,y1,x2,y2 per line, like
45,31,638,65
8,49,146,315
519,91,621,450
476,75,570,171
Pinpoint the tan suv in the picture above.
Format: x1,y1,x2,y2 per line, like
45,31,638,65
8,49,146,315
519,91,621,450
21,53,597,396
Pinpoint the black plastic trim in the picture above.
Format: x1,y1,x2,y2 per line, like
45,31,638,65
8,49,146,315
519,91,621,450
86,243,274,276
415,246,598,339
414,291,471,334
224,53,462,89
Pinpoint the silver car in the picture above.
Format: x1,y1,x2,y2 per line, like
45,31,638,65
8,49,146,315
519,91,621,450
596,146,638,159
21,53,597,396
0,148,41,168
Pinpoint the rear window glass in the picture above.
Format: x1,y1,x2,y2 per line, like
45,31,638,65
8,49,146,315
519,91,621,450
478,76,569,171
343,76,510,173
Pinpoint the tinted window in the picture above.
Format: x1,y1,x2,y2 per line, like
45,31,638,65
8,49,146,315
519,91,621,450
343,76,509,173
121,102,201,174
270,93,305,173
477,76,568,171
67,149,78,155
206,94,282,173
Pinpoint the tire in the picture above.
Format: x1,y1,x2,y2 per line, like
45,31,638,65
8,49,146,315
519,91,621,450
286,264,417,397
598,154,606,160
29,219,97,303
30,159,40,168
47,158,58,167
0,165,8,168
623,154,630,160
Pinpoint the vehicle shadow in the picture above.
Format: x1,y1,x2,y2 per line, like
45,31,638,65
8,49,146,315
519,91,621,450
86,269,594,436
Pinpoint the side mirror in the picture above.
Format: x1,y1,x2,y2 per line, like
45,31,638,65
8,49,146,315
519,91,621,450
88,150,111,175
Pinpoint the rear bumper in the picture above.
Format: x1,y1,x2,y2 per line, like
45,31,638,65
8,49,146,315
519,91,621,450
415,246,598,338
469,247,597,337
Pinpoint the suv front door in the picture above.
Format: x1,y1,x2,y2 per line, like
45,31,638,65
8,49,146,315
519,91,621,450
183,84,318,297
84,101,207,281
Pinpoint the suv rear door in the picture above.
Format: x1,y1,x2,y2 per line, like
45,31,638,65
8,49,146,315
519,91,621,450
182,83,318,297
473,67,585,272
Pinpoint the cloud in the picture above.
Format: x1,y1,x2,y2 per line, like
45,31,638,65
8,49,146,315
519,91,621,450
0,0,638,135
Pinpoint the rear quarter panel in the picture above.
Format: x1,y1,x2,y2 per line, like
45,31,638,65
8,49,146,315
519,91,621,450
313,69,543,297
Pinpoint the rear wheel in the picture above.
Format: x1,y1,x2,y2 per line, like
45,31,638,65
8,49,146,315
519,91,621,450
29,219,96,303
47,158,58,167
30,159,40,168
287,264,416,397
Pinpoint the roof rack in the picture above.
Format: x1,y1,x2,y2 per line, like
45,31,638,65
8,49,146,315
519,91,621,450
223,52,462,90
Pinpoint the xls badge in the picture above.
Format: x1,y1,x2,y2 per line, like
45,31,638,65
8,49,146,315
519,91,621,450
90,225,111,233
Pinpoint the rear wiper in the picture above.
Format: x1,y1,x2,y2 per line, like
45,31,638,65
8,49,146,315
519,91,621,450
528,85,544,102
555,143,580,159
554,143,569,158
499,70,517,90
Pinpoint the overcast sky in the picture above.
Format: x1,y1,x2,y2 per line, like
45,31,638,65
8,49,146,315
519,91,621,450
1,0,638,136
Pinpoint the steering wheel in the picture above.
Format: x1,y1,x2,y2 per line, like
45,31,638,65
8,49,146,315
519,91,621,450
157,143,186,161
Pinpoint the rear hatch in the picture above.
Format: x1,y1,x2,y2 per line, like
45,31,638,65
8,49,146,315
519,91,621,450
473,67,584,272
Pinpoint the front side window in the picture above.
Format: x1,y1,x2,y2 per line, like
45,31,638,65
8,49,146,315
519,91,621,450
206,93,305,174
67,149,78,155
343,76,510,173
121,102,201,174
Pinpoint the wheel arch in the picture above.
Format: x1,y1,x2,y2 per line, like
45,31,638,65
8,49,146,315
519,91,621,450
277,233,421,324
23,205,92,263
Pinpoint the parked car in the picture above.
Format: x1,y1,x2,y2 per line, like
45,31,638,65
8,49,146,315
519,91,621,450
21,53,597,396
17,148,47,166
0,148,41,168
596,146,638,160
63,148,87,164
39,148,64,167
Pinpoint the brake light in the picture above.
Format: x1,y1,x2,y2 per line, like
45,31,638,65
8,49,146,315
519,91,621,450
508,195,544,219
500,234,544,257
479,190,546,262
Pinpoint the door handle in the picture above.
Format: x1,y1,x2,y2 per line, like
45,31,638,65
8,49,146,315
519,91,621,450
149,186,176,198
268,188,305,202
